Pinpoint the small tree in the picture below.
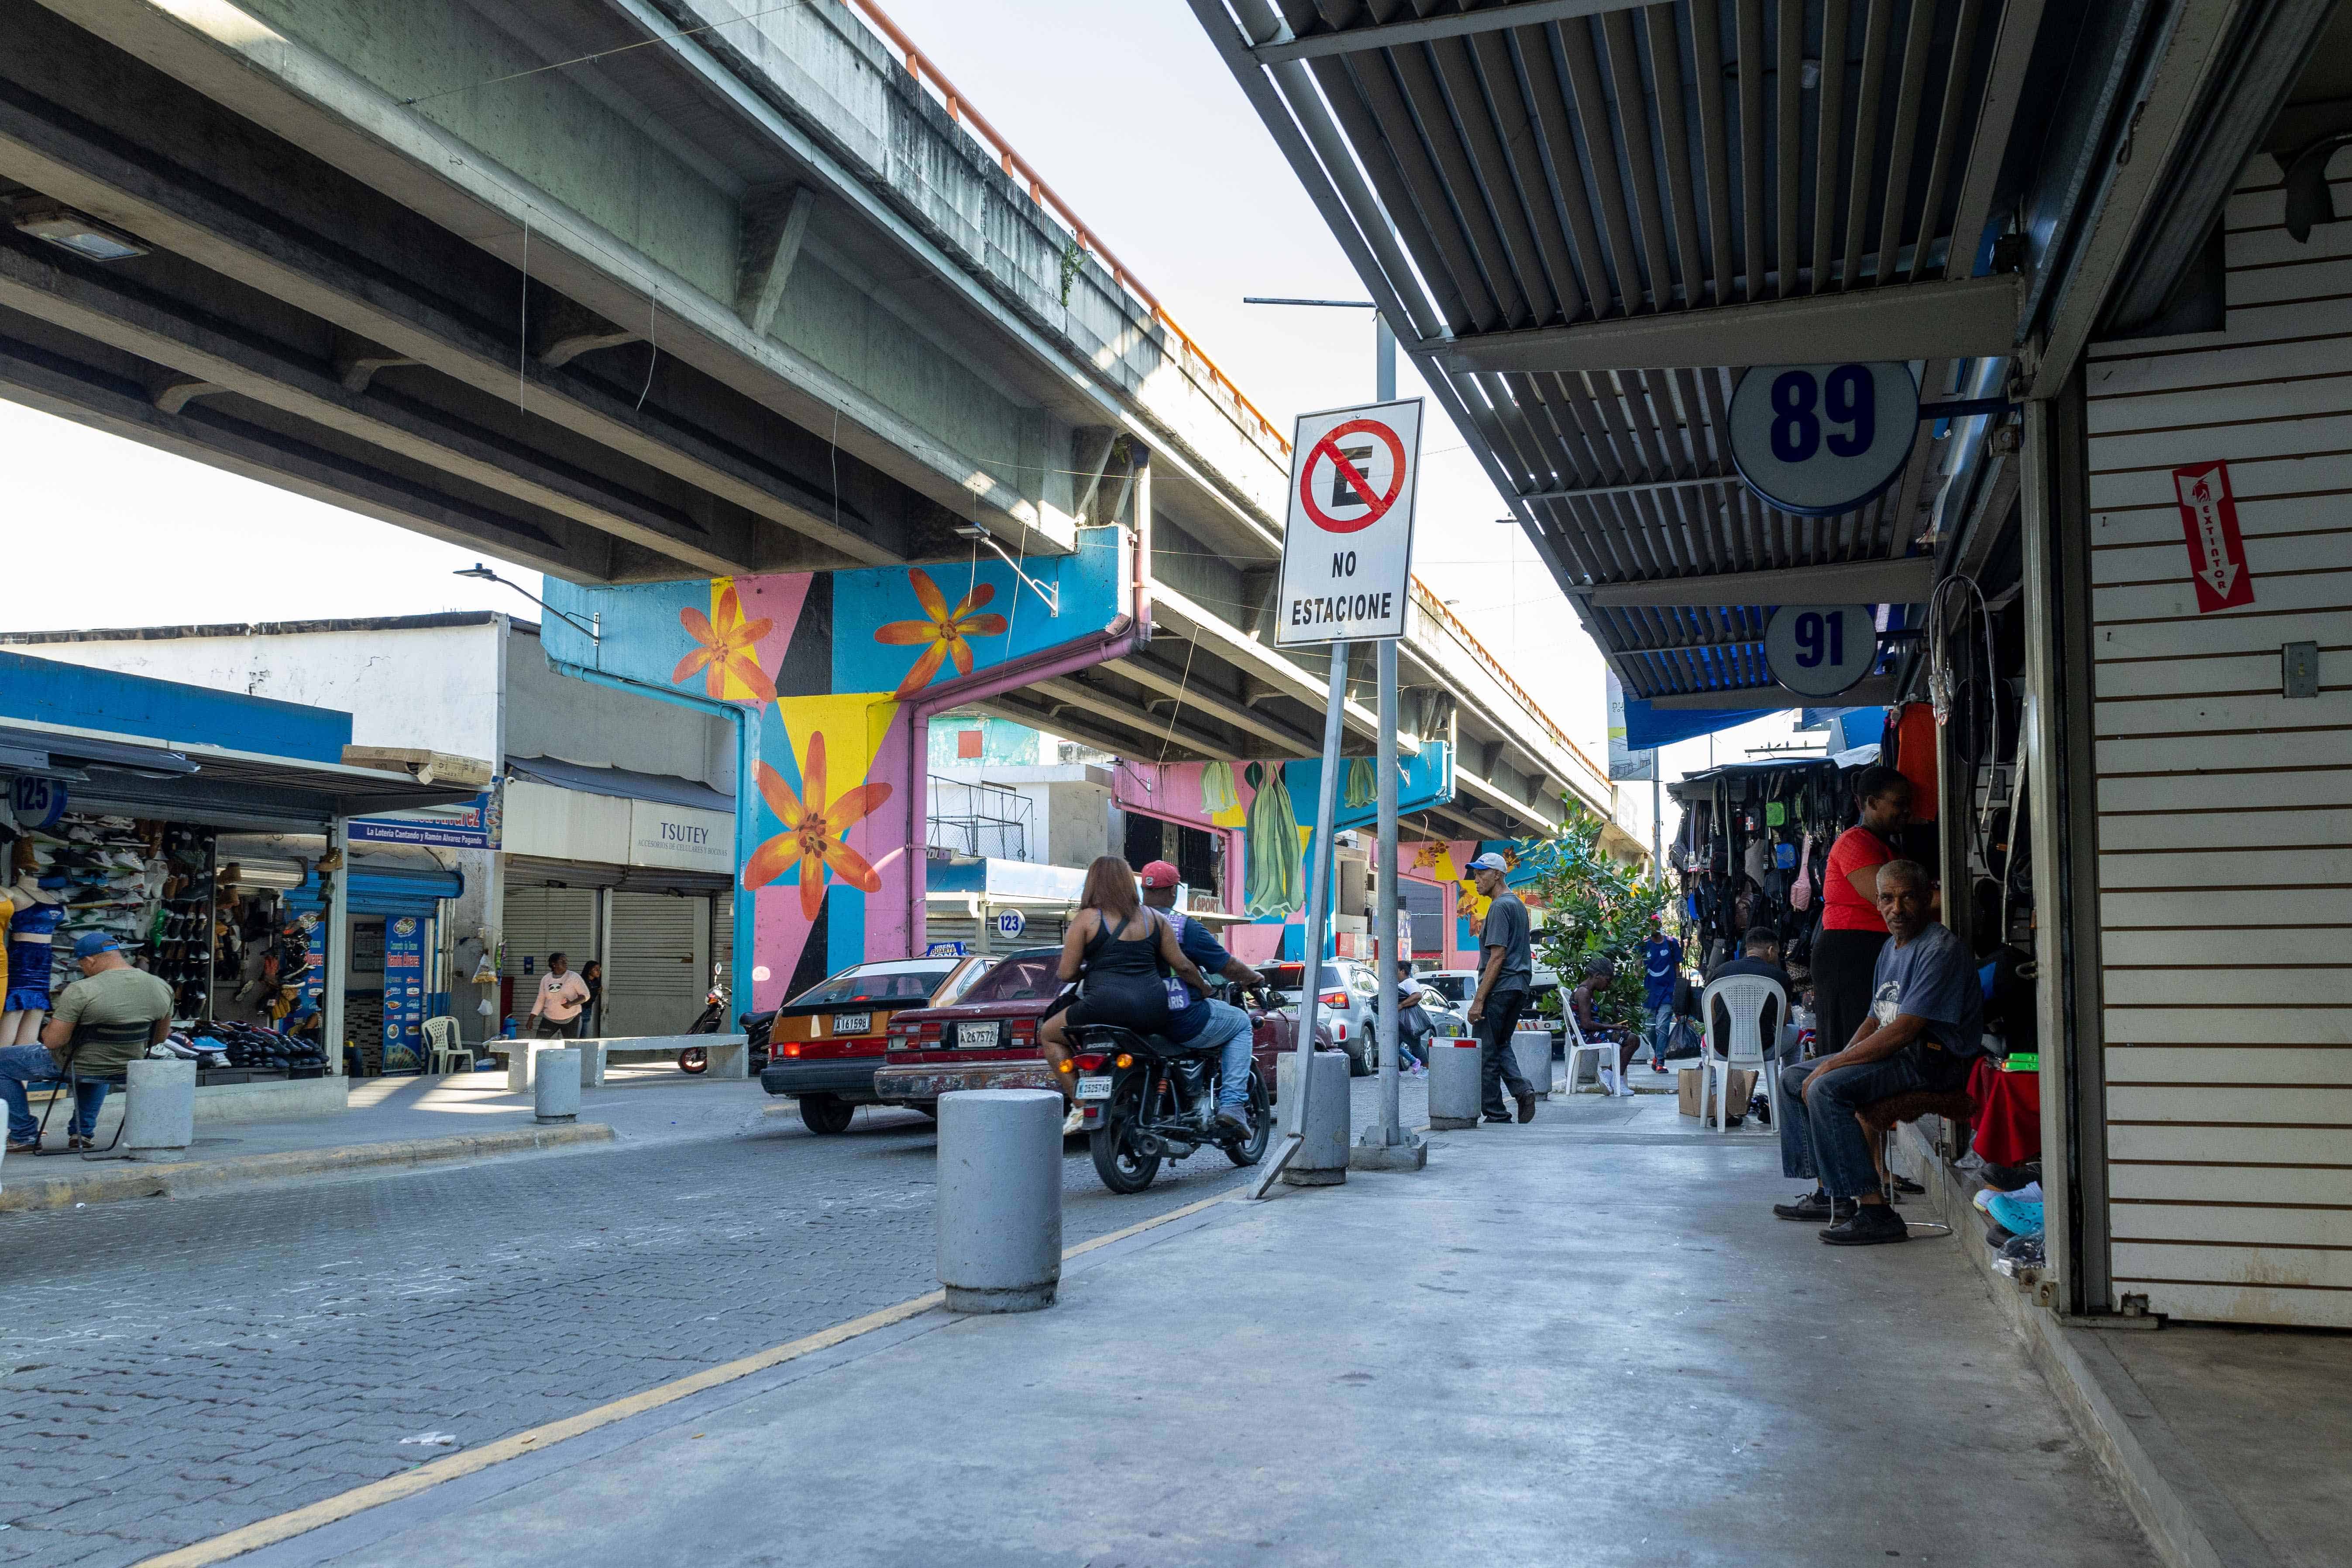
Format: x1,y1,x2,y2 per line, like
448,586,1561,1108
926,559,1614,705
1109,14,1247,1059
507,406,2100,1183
1525,814,1670,1027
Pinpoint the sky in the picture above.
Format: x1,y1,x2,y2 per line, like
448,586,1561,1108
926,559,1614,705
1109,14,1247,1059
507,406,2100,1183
0,0,1808,825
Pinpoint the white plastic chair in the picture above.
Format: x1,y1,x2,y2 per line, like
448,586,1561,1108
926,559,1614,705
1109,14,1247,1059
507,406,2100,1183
1698,974,1787,1131
423,1016,475,1076
1562,1011,1615,1095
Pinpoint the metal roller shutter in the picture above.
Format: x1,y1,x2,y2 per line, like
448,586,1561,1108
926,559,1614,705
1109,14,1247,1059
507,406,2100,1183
604,891,709,1038
712,893,734,975
501,886,598,980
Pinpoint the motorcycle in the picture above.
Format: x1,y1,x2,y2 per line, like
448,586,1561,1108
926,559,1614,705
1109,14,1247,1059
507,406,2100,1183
1072,1021,1269,1194
677,970,771,1073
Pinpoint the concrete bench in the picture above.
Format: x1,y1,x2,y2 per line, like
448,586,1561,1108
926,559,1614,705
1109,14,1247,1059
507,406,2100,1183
504,1034,748,1091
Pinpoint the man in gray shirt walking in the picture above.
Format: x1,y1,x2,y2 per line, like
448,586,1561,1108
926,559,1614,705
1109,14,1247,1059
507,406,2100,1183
1466,853,1538,1123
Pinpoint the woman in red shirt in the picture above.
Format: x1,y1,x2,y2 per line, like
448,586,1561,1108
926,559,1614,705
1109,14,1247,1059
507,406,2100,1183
1812,765,1913,1061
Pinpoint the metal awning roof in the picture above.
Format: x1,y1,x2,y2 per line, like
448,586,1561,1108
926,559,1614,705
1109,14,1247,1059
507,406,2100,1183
0,719,482,822
1190,0,2332,706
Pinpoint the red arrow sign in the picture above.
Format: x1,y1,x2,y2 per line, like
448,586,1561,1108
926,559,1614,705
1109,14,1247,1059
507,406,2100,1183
2172,460,2255,614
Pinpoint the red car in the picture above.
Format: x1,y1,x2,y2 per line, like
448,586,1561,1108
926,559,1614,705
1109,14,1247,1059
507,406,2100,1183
756,954,998,1133
872,950,1322,1114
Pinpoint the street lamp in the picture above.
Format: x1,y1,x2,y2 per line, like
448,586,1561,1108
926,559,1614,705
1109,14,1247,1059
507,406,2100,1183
453,562,600,649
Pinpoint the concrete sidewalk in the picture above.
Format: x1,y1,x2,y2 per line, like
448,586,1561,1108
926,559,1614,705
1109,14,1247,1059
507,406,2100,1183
221,1090,2155,1568
0,1069,773,1211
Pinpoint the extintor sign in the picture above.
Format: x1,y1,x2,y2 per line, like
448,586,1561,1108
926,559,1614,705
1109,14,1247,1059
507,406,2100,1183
2172,460,2256,614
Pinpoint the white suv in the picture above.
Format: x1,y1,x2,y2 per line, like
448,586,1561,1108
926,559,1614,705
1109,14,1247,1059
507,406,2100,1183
1265,959,1383,1075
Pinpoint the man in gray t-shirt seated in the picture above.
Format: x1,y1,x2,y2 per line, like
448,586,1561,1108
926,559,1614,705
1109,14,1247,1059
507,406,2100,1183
1770,860,1984,1247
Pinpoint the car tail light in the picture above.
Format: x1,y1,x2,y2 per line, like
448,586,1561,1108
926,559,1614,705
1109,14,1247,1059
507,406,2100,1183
783,1042,802,1057
1011,1021,1036,1047
917,1021,942,1043
1332,1022,1348,1040
1319,989,1348,1007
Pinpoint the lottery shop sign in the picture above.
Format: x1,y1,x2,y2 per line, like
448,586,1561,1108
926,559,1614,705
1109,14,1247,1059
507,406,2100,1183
1275,398,1424,646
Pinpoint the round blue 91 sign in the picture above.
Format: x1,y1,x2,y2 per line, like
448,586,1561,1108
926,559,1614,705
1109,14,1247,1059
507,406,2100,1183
1728,362,1918,517
1764,605,1879,698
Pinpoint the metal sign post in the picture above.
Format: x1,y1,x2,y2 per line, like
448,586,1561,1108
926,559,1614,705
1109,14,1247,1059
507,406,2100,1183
1252,384,1424,1197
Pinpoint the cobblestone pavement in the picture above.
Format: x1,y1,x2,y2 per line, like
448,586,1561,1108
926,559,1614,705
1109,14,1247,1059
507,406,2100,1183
0,1074,1431,1566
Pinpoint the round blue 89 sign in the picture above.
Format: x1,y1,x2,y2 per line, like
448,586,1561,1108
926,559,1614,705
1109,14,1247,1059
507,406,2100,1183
1728,362,1919,517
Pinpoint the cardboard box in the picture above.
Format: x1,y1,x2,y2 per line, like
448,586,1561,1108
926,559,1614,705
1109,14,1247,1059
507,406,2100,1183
1678,1065,1757,1119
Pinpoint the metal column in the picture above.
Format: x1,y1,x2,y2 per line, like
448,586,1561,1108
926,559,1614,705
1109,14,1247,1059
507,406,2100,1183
2020,374,2111,1315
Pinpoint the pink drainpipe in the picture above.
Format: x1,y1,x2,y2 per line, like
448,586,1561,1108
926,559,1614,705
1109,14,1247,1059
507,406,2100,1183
901,613,1141,952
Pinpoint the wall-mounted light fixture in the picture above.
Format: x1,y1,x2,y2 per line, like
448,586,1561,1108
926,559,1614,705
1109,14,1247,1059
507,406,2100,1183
10,198,149,261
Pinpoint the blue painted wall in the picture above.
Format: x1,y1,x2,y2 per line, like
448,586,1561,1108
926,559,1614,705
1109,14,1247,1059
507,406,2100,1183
0,650,354,762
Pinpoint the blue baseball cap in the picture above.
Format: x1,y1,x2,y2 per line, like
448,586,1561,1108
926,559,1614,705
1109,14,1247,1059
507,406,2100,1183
72,932,121,959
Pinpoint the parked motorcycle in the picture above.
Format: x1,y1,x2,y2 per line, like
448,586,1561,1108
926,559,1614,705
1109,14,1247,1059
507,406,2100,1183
677,970,771,1073
1073,1022,1269,1193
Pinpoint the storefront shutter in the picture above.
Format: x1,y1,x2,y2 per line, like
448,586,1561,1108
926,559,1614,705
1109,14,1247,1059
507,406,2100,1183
501,885,598,979
604,891,709,1037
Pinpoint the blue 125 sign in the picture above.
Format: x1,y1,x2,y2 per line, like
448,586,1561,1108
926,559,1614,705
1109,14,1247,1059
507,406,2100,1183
1728,361,1918,517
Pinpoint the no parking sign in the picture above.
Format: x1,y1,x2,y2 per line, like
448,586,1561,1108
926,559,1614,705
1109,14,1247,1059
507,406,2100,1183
1275,398,1424,646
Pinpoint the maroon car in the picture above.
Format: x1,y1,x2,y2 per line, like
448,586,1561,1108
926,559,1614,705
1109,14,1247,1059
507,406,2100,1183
873,950,1319,1114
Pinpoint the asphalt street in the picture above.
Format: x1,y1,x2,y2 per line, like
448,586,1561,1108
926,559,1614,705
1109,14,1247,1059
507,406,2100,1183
0,1073,1429,1568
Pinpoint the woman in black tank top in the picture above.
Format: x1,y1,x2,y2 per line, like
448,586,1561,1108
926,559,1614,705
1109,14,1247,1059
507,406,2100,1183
1038,856,1213,1107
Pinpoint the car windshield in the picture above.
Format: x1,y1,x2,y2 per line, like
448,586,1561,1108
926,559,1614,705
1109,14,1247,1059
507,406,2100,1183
791,963,955,1007
1265,964,1344,994
1421,974,1472,1004
958,954,1063,1006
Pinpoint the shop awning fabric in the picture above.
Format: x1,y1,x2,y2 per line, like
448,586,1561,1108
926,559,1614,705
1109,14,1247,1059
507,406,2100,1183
2,719,479,828
505,755,732,814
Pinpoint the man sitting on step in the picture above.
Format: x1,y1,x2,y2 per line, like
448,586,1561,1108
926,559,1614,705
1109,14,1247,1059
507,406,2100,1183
1770,862,1984,1246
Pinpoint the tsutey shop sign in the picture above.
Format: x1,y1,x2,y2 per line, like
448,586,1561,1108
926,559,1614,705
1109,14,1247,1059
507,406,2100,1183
1275,398,1424,646
2173,459,2256,614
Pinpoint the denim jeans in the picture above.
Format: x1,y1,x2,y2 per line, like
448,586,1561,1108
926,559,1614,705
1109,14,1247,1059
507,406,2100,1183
1645,1004,1676,1062
1477,989,1535,1117
0,1043,109,1143
1776,1053,1945,1199
1193,1000,1255,1109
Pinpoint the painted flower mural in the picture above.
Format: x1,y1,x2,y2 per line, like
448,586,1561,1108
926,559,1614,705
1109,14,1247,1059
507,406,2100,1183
875,569,1008,698
745,732,893,920
672,583,776,701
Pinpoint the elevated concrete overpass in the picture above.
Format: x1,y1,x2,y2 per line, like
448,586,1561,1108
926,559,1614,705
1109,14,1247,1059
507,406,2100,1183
0,0,1604,843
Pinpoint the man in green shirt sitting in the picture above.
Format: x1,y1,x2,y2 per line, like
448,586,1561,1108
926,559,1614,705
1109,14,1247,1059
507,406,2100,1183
2,933,174,1152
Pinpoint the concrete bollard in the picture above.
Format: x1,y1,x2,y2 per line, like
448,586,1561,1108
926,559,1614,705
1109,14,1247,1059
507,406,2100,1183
937,1089,1063,1313
533,1048,581,1123
125,1057,196,1162
1513,1027,1557,1098
1427,1038,1483,1129
1275,1049,1351,1186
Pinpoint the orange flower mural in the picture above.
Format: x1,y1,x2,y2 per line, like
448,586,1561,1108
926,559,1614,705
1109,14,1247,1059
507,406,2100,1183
672,584,776,701
744,732,892,919
875,569,1007,698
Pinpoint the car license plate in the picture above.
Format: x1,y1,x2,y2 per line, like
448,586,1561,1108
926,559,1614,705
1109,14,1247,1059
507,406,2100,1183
830,1012,872,1036
958,1021,1000,1049
1076,1075,1112,1101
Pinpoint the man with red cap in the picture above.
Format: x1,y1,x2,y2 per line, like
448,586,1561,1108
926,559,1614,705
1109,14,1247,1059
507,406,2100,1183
1138,860,1267,1136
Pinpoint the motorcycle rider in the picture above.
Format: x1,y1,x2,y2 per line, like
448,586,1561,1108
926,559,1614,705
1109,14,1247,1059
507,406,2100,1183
1137,860,1266,1138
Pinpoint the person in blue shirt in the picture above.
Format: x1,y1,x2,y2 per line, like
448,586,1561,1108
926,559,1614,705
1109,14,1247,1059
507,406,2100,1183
1139,861,1265,1137
1639,914,1684,1074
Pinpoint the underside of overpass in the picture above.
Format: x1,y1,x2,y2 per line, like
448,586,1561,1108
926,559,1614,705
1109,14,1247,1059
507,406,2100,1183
0,0,1612,843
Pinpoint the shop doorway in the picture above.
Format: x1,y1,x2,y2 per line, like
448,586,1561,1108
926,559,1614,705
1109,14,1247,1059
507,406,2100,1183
1122,812,1221,897
603,891,709,1038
